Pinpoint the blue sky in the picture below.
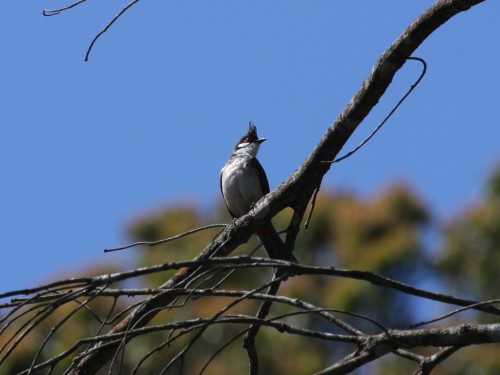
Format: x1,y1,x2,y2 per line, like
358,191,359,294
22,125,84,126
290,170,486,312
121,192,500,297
1,1,499,291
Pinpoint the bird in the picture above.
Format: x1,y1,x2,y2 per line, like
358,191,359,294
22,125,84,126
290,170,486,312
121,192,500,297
220,122,296,262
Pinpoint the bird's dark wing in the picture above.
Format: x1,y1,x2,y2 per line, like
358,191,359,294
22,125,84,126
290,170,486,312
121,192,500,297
251,157,270,195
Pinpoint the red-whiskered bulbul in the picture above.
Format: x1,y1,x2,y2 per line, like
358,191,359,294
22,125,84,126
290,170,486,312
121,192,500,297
220,123,296,262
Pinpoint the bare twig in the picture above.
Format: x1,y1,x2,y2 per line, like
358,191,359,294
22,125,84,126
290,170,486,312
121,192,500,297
328,57,427,165
43,0,87,16
199,330,247,375
84,0,142,61
417,346,460,375
304,57,427,229
410,299,500,328
304,183,321,229
243,272,283,374
104,224,227,252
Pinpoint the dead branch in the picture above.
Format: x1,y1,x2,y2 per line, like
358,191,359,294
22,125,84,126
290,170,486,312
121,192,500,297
1,255,499,374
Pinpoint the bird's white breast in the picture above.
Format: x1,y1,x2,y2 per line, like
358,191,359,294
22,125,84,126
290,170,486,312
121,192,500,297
221,156,264,218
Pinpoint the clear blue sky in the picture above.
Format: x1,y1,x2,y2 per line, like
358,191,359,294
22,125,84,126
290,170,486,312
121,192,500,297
1,1,499,291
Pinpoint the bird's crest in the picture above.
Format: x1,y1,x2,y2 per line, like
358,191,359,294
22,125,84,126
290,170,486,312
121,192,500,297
246,122,258,142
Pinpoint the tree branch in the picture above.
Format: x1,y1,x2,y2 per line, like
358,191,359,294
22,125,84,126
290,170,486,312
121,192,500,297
318,323,500,375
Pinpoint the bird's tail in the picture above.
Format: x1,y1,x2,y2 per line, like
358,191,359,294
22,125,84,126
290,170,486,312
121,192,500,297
254,222,297,262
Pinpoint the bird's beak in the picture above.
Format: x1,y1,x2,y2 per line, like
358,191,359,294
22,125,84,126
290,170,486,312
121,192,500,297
256,138,267,143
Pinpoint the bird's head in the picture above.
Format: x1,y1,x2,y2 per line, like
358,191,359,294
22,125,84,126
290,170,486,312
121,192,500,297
233,122,267,156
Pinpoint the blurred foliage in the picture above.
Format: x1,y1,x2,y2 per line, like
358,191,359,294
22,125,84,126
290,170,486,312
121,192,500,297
439,164,500,301
3,165,500,374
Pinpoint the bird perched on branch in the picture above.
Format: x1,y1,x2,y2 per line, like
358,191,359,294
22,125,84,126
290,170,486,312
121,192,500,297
220,123,296,262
